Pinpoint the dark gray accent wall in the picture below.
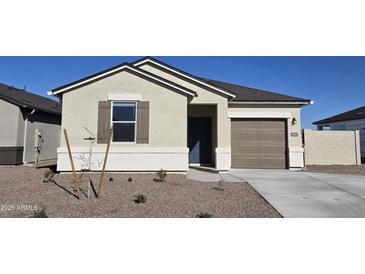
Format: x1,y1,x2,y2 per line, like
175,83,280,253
0,147,24,165
0,99,21,147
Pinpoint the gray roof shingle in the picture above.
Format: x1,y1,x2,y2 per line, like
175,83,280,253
0,83,61,115
313,105,365,125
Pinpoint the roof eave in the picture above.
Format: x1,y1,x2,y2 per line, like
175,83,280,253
50,64,197,97
313,117,365,125
229,100,312,105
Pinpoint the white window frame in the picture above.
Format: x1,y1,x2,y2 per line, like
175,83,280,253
111,101,137,144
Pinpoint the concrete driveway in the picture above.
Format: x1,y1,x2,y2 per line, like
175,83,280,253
229,169,365,218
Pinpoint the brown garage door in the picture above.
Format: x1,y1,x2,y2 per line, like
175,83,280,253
231,119,287,169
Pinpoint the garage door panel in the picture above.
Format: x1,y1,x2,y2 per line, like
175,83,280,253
260,133,284,142
232,132,258,141
259,145,286,154
259,158,286,168
231,119,287,169
260,120,285,130
231,157,261,168
232,145,258,154
232,119,259,129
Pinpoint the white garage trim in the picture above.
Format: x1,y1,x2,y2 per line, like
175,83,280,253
228,111,292,119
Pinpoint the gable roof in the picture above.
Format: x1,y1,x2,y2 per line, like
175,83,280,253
313,105,365,125
50,63,197,97
199,78,311,103
132,57,236,98
49,56,311,104
0,83,61,115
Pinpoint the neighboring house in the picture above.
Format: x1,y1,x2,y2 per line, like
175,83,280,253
313,105,365,161
0,83,61,165
49,57,311,172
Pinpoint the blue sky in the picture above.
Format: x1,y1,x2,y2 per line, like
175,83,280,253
0,56,364,129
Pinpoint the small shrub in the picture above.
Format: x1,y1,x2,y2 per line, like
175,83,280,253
134,194,146,204
29,209,48,218
43,170,55,183
153,169,167,182
128,177,133,182
109,177,114,182
196,212,213,218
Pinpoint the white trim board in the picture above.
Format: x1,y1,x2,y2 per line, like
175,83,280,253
108,94,142,101
50,65,196,97
229,101,312,105
228,111,292,118
57,150,189,171
57,146,189,154
134,58,236,98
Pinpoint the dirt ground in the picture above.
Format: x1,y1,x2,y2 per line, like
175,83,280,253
304,165,365,176
0,165,280,218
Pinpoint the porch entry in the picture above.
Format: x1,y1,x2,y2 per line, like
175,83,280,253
188,117,212,165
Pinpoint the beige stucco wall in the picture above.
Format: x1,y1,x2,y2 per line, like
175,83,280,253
61,70,188,148
303,129,361,165
139,64,231,148
139,64,232,170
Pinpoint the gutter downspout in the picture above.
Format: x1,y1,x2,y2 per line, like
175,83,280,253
23,109,36,164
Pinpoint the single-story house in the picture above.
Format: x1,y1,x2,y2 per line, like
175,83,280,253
49,57,311,172
313,105,365,161
0,83,61,165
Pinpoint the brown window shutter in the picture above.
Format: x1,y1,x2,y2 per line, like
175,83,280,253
97,101,111,144
136,101,149,144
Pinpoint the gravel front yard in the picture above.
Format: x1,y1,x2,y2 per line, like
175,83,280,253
304,165,365,176
0,165,280,218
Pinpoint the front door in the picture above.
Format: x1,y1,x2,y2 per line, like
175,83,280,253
188,117,212,164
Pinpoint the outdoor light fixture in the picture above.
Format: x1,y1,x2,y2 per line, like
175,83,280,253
291,118,297,126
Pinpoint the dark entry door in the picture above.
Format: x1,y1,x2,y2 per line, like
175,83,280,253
188,117,212,164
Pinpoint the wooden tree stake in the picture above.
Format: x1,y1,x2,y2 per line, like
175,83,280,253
97,126,113,199
63,129,81,199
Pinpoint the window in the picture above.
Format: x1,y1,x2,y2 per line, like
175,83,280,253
112,101,136,142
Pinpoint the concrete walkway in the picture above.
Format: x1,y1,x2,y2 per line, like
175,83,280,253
187,168,365,217
186,168,244,183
